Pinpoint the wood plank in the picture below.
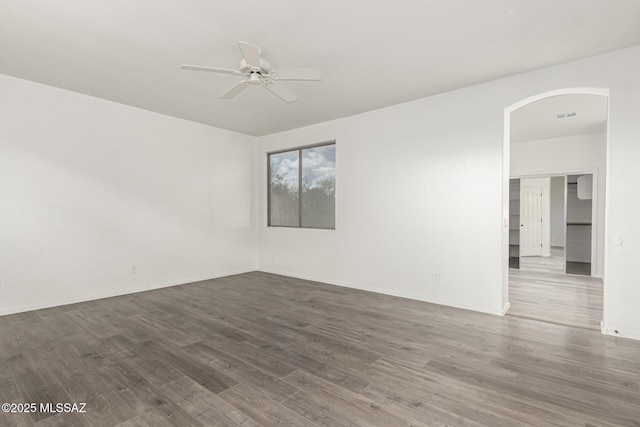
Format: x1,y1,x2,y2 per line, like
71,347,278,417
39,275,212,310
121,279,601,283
134,340,237,394
184,341,298,403
219,383,316,427
97,359,202,426
509,269,602,329
282,370,409,426
160,377,261,426
5,353,70,423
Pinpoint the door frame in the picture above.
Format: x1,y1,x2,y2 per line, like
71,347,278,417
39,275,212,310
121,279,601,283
501,87,609,332
511,171,599,274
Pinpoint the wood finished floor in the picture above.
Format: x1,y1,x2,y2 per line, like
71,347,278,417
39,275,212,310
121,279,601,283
1,272,639,426
508,269,603,330
565,261,592,276
519,247,566,274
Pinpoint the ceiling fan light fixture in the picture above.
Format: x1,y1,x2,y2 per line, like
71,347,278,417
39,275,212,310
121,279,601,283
249,72,262,85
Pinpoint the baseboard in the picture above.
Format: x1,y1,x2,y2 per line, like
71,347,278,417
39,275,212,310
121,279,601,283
0,267,255,317
258,268,506,316
601,322,640,341
500,302,511,316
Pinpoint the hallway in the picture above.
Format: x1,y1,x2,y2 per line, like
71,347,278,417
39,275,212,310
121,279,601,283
508,269,603,330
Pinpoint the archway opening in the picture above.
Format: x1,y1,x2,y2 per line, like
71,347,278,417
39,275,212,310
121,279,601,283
502,88,609,331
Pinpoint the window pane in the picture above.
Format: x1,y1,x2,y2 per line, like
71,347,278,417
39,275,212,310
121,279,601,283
301,144,335,228
269,150,299,226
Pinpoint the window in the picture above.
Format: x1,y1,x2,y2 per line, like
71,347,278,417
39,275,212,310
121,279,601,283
268,142,335,229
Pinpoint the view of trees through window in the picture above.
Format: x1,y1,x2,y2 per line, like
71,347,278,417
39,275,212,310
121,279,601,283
269,143,335,229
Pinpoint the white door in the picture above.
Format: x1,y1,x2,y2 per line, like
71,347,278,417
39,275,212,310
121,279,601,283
520,185,543,256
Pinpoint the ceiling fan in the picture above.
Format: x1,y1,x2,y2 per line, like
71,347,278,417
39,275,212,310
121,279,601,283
180,42,322,103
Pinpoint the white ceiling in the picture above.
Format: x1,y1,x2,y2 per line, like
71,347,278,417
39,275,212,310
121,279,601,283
510,94,608,143
1,1,639,136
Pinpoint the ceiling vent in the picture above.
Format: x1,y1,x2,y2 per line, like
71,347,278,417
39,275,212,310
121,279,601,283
555,112,577,119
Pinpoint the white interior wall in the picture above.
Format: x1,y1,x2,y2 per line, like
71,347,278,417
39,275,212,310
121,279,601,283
0,74,257,316
256,87,506,315
511,133,606,275
550,177,565,248
256,46,640,339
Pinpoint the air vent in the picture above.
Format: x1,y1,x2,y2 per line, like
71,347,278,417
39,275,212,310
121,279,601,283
555,112,577,119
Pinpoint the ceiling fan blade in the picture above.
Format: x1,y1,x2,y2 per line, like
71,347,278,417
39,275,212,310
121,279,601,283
274,68,322,81
263,81,297,103
238,42,262,69
180,64,239,74
221,80,250,99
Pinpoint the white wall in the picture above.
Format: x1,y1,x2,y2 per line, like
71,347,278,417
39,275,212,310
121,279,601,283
0,74,257,315
511,133,606,275
257,83,508,315
550,176,565,248
256,45,640,339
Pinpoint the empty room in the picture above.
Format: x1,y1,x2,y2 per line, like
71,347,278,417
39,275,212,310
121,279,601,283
2,1,640,426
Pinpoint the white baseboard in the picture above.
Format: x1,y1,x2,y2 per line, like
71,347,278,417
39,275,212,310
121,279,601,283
600,322,640,341
500,302,511,316
0,268,255,317
258,268,506,316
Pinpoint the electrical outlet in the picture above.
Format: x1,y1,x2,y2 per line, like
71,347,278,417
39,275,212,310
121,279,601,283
131,265,137,274
433,272,440,283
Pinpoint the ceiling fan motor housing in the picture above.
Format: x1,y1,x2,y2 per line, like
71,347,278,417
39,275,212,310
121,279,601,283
249,73,262,85
239,58,271,74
